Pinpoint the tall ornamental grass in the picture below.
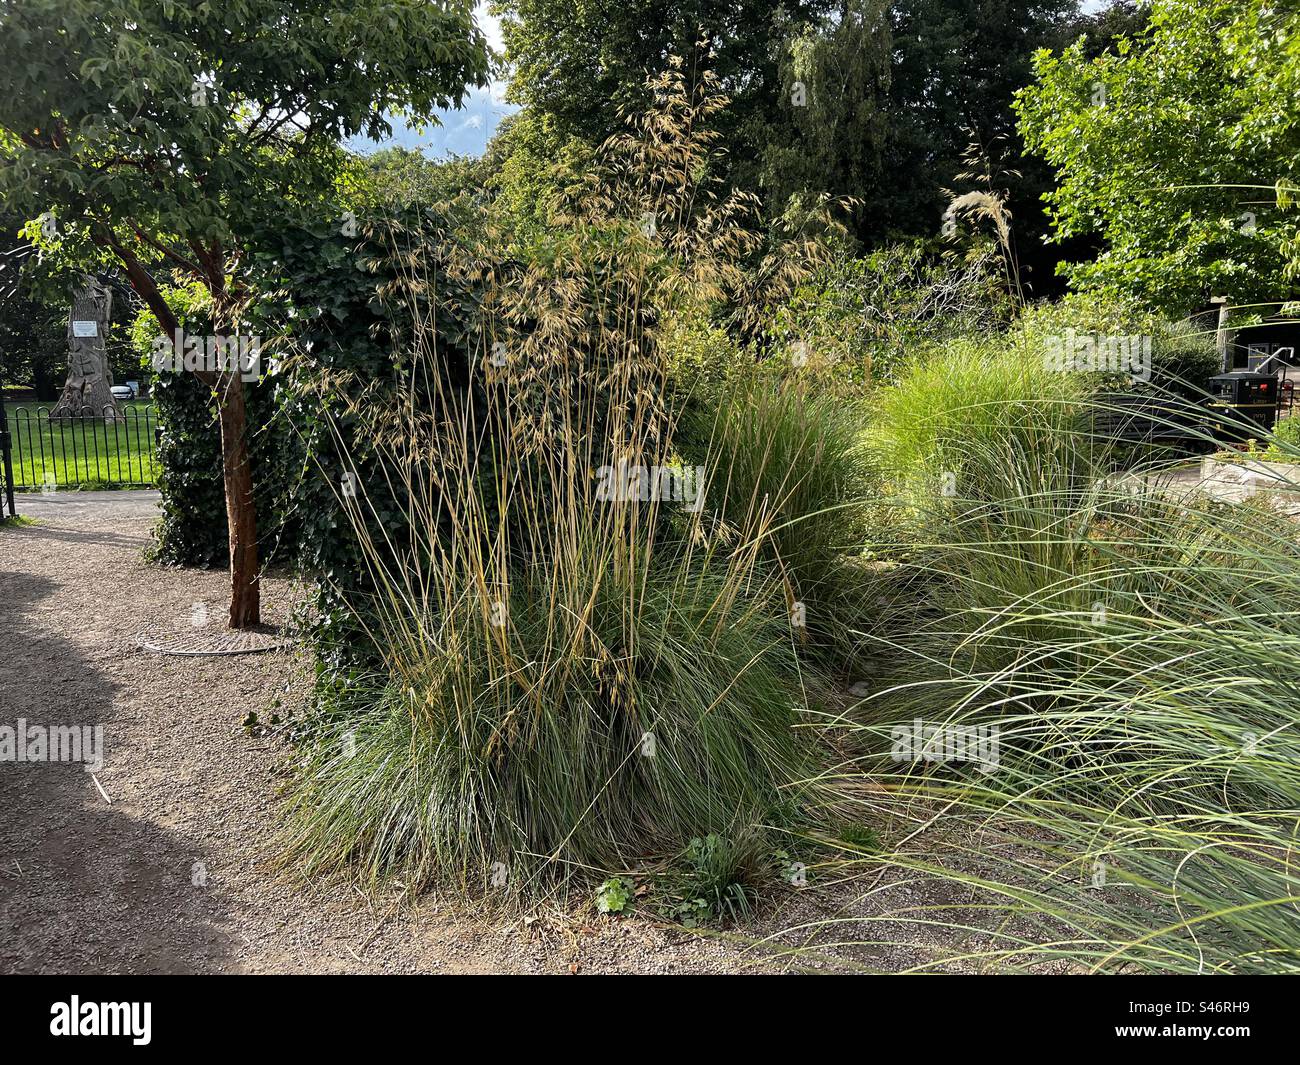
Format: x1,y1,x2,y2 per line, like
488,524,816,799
282,63,841,899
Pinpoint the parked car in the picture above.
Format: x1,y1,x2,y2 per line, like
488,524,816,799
110,384,136,401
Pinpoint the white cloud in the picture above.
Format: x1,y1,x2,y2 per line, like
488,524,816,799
344,3,517,159
475,2,504,54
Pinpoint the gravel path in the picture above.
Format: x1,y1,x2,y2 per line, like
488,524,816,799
0,493,799,974
1,493,993,974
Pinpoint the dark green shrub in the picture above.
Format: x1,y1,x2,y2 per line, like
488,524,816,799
136,287,294,570
767,242,1009,386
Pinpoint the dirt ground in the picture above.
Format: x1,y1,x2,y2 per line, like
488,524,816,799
0,492,981,975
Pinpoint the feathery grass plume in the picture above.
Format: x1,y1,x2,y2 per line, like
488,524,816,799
280,58,834,903
945,132,1025,307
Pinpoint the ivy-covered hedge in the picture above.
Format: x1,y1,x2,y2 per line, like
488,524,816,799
147,202,487,673
254,216,416,671
148,368,294,569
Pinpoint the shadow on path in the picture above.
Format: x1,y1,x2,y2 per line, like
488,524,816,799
0,566,236,974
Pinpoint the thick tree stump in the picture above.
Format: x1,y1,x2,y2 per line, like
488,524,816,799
49,277,122,422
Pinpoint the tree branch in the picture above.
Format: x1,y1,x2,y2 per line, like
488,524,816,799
95,224,215,386
129,224,207,280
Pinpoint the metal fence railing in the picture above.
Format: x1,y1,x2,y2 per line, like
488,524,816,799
1280,381,1297,419
7,404,158,489
0,397,15,517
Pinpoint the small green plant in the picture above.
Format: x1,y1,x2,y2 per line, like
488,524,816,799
659,833,761,927
595,878,634,916
1262,416,1300,461
668,896,714,928
1274,416,1300,449
768,847,812,889
834,825,880,853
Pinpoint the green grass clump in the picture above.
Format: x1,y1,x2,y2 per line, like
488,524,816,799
281,121,833,899
678,367,878,663
284,540,815,898
804,391,1300,973
663,832,764,926
866,335,1092,506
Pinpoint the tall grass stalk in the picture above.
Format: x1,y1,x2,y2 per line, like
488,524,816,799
280,62,835,902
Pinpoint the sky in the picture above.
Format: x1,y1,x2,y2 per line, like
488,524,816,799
346,3,518,161
352,0,1116,161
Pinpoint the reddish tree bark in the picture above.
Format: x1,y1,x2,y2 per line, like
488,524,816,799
216,371,261,628
98,225,262,629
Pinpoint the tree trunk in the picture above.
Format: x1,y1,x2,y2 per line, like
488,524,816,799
50,279,122,422
99,226,261,629
33,356,59,401
216,372,260,629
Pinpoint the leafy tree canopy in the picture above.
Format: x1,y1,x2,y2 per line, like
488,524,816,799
0,0,490,332
0,0,490,629
495,0,1079,259
1017,0,1300,314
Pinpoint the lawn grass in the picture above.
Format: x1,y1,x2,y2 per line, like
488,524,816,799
3,399,158,489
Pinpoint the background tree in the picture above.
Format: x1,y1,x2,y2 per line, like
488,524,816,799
351,146,493,209
0,0,489,627
0,217,66,399
760,1,892,222
1016,0,1300,315
1055,0,1148,59
496,0,1080,275
496,0,828,193
877,0,1078,291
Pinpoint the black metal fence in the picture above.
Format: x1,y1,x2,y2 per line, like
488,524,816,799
0,398,15,517
1280,380,1297,418
7,404,158,489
